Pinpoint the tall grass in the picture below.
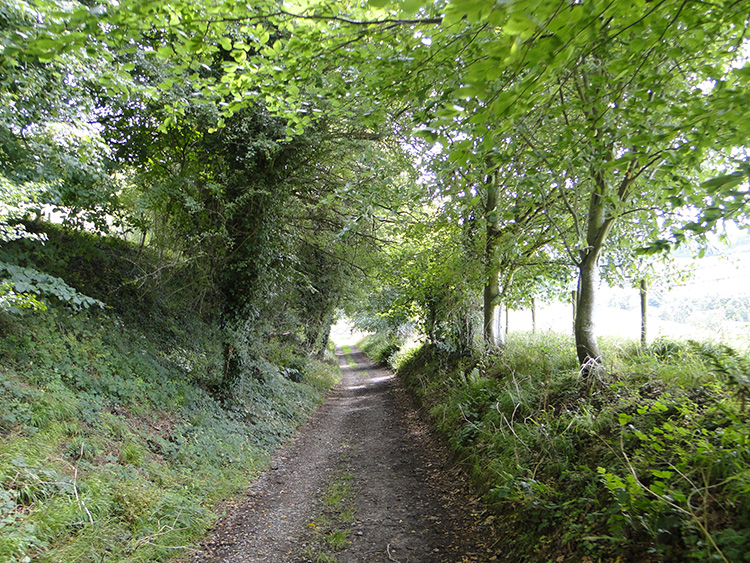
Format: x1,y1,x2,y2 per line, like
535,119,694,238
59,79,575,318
396,331,750,562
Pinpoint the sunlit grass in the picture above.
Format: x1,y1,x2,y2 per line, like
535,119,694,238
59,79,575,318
395,332,750,562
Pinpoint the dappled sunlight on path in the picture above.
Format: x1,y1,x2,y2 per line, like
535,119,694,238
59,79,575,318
186,346,497,563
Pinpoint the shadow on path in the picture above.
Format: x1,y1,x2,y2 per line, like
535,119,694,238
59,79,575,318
185,347,497,563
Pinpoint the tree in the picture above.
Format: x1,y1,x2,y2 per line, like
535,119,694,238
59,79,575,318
350,0,750,363
5,0,750,368
489,2,750,363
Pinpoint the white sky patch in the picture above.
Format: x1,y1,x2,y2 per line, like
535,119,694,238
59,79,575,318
413,30,432,47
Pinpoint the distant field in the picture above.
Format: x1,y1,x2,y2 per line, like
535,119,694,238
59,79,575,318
509,253,750,349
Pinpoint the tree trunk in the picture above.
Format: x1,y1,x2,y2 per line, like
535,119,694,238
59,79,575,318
425,299,438,346
483,168,505,348
640,278,648,348
457,310,475,356
531,297,537,333
316,319,333,359
574,251,602,365
574,159,616,366
483,278,504,347
571,289,578,335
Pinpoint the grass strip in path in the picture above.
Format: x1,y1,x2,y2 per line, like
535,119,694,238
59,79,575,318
182,347,499,563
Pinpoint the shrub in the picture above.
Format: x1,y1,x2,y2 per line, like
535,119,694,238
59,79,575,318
396,333,750,562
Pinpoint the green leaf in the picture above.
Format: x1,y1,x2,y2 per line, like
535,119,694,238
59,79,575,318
649,481,666,496
700,172,747,193
413,127,438,143
401,0,428,16
503,15,536,38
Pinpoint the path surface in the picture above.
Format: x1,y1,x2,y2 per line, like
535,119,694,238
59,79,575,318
185,349,498,563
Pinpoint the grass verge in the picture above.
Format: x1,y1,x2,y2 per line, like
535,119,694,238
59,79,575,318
0,228,340,563
395,332,750,562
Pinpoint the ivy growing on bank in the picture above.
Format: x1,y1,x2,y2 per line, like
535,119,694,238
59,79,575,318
0,228,341,563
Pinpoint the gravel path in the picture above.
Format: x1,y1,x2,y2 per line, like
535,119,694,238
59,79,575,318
184,348,499,563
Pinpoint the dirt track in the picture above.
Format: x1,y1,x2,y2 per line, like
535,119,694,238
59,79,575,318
185,348,498,563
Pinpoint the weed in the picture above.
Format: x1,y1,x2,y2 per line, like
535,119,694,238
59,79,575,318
304,547,338,563
304,467,357,562
395,334,750,562
322,529,350,550
118,443,146,466
0,227,341,563
323,473,354,509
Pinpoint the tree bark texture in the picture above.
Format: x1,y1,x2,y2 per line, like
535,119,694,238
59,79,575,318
483,169,505,348
575,252,602,365
571,289,578,335
640,278,648,348
483,289,504,348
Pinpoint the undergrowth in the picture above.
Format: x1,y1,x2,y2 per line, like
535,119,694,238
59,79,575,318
357,332,402,366
0,226,340,563
395,332,750,562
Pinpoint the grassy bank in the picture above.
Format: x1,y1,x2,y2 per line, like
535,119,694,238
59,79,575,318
0,227,339,563
365,332,750,562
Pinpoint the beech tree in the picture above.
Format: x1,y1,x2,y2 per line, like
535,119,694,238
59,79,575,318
4,0,750,366
344,0,750,363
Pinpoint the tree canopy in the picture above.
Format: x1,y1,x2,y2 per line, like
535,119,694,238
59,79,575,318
1,0,749,365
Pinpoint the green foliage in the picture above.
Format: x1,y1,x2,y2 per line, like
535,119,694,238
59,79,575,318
688,341,750,414
0,262,104,312
397,333,750,562
600,387,750,562
3,0,750,557
357,332,403,367
0,228,340,563
0,281,47,314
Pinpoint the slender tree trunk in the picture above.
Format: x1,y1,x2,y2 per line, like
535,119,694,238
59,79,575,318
483,168,505,348
317,323,332,359
484,280,504,347
575,251,602,365
574,158,616,366
640,278,648,348
458,310,474,356
426,299,439,346
571,289,578,335
531,297,537,333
